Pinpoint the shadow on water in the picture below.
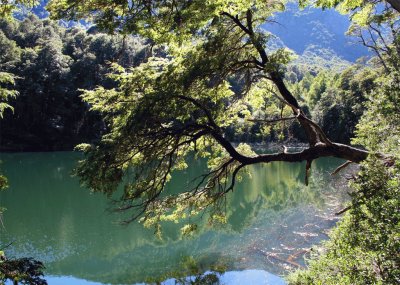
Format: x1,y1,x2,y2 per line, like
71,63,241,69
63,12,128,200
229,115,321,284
0,152,350,284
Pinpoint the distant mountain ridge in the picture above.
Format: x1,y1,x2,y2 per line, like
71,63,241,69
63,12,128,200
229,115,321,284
23,1,369,62
265,3,370,62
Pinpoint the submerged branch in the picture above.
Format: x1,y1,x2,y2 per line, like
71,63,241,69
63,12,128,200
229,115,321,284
331,161,354,176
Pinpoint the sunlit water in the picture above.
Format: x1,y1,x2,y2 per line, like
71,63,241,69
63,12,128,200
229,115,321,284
0,152,350,284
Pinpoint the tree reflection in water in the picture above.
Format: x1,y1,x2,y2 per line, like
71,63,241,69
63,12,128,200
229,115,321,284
0,153,349,284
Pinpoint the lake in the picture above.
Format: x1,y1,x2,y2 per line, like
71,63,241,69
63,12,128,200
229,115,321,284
0,152,349,284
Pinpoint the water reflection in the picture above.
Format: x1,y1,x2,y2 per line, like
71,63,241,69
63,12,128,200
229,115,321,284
0,152,347,284
44,269,285,285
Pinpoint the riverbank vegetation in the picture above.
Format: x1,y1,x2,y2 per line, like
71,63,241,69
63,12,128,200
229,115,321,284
0,0,399,284
288,70,400,284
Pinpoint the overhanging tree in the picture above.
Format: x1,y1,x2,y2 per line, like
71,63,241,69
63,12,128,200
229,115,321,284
46,0,381,230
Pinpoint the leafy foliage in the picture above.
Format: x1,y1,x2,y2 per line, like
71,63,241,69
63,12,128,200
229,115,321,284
353,70,400,152
289,65,377,143
0,0,38,18
0,71,17,118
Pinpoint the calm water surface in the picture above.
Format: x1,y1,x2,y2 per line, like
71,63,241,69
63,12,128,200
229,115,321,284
0,152,349,284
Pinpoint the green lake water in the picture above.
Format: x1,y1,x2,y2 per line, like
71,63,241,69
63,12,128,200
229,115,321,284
0,152,349,284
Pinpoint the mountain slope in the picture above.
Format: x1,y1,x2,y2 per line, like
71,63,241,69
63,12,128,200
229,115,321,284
264,3,369,62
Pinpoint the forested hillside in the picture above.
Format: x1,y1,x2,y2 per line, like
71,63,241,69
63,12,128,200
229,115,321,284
0,15,146,150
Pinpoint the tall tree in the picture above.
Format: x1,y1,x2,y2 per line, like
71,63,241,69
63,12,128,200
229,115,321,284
46,0,373,228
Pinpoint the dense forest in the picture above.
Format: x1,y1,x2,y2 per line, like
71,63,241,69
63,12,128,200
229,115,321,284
0,14,147,150
0,0,399,284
